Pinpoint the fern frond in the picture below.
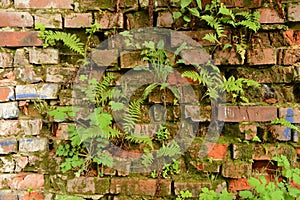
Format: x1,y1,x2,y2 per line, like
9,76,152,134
156,141,181,157
143,83,159,100
123,99,143,134
44,31,85,56
126,134,153,149
202,33,220,44
218,4,235,20
236,20,260,32
142,152,154,167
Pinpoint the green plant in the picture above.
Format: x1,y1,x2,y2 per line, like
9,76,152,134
239,155,300,200
270,118,300,132
199,188,233,200
172,0,260,62
161,159,180,178
176,190,193,200
182,62,259,103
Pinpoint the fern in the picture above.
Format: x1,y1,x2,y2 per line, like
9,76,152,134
35,24,85,56
142,152,154,167
126,134,153,149
156,141,181,157
122,99,144,134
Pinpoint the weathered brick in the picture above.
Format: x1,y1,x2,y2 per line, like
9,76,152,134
125,11,150,29
171,30,215,47
120,51,147,69
174,181,211,197
269,125,292,141
195,161,221,173
258,8,284,24
95,12,123,29
0,86,14,102
180,49,211,65
0,0,12,8
235,66,294,83
221,0,261,8
13,49,29,67
91,49,119,66
14,66,43,83
0,120,19,136
0,190,18,200
56,123,74,139
0,32,42,47
67,177,110,194
110,178,171,196
0,157,15,172
16,84,58,100
80,0,137,10
46,67,77,83
64,13,92,28
34,13,62,29
167,70,198,85
0,12,33,27
214,48,244,65
222,161,252,178
0,102,19,119
29,48,58,64
239,123,257,140
20,119,43,135
279,107,300,123
0,138,17,154
157,12,173,28
14,156,29,172
288,4,300,22
14,0,73,9
283,30,300,46
218,106,277,122
9,174,44,190
0,52,13,68
23,192,44,200
228,178,251,192
207,143,228,160
19,138,48,152
279,48,300,65
247,48,276,65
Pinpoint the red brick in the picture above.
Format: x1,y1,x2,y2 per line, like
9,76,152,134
0,52,13,68
34,13,62,29
64,13,92,28
214,48,244,65
0,12,33,27
0,138,17,154
218,106,277,122
157,12,173,28
269,125,292,141
9,174,44,190
283,30,300,46
0,86,14,102
23,192,44,200
258,8,284,24
221,0,261,8
95,12,123,29
288,4,300,22
222,161,252,178
56,123,74,139
247,48,277,65
0,191,18,200
180,49,211,65
14,0,73,9
228,178,251,192
207,143,228,160
279,48,300,65
168,70,198,85
0,32,42,47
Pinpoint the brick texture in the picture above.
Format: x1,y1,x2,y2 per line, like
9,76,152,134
14,0,73,9
64,13,93,28
0,12,33,27
0,32,42,47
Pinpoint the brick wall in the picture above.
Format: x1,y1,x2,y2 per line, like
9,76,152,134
0,0,300,199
